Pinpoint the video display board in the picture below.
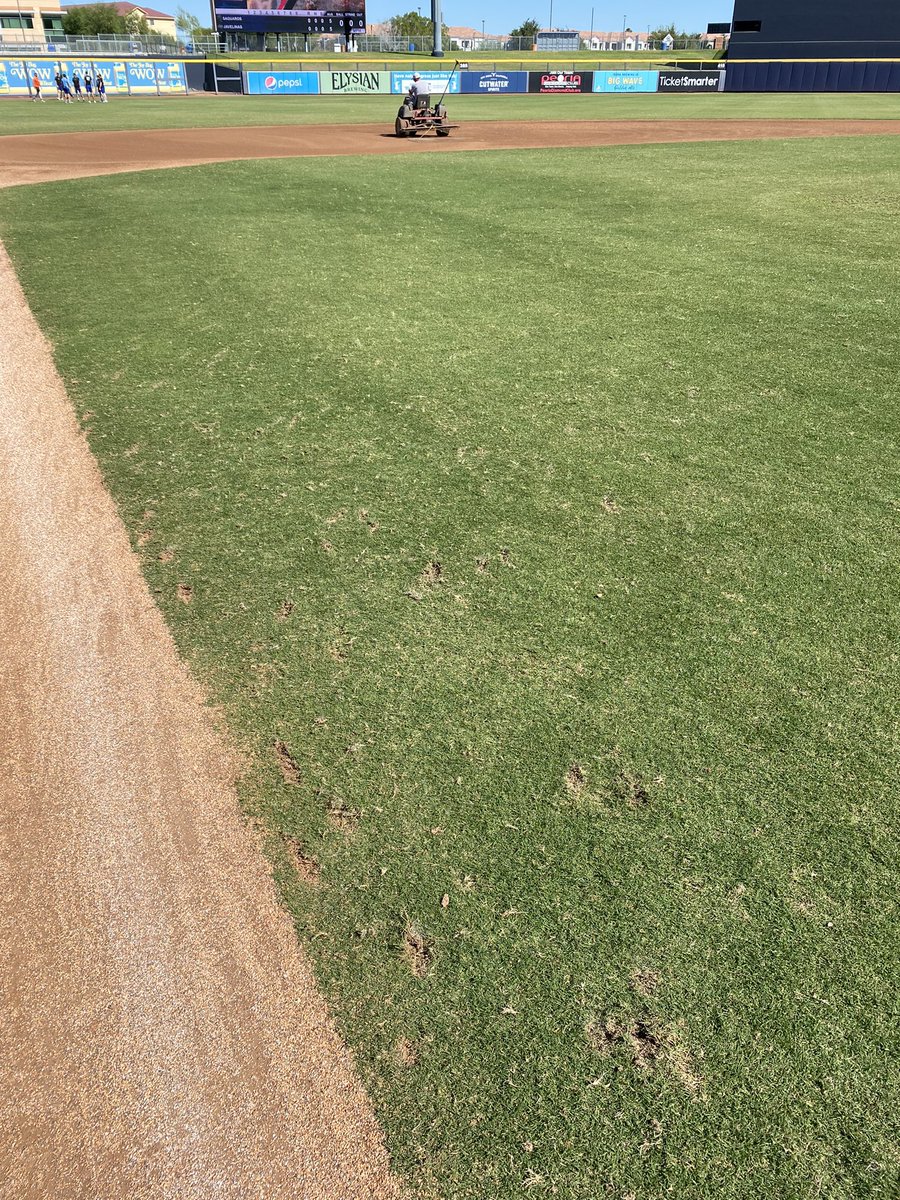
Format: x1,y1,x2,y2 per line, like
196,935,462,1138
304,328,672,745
215,1,365,36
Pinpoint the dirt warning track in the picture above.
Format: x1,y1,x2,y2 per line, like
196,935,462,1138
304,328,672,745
2,117,900,186
0,241,397,1197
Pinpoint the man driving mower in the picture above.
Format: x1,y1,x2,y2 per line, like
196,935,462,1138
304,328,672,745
395,69,457,138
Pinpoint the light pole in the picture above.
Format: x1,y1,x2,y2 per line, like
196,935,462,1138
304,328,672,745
548,1,553,32
431,0,443,56
589,6,594,48
622,13,627,50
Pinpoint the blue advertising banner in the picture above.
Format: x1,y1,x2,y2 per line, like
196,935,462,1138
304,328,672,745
125,60,186,93
391,70,460,95
2,60,33,94
594,69,659,92
460,70,528,94
245,70,320,95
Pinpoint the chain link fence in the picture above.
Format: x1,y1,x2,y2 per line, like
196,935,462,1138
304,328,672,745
0,31,200,56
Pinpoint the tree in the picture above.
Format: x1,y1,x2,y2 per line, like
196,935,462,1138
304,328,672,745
62,3,127,35
175,6,212,39
510,19,540,40
124,10,150,34
389,11,450,43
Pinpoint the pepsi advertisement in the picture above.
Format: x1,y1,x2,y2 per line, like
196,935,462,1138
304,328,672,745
245,69,320,93
215,1,364,35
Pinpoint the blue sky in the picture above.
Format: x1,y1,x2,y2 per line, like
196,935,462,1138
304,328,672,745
178,2,734,37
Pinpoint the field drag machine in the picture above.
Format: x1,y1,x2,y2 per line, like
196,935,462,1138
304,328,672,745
394,62,460,139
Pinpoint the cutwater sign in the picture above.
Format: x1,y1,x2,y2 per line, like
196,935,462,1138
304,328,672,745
594,70,659,92
390,70,459,94
245,70,320,95
461,70,527,94
320,70,390,94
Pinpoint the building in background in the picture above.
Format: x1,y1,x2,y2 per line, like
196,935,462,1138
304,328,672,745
62,1,177,40
0,1,64,43
579,29,651,51
728,0,900,59
448,26,504,51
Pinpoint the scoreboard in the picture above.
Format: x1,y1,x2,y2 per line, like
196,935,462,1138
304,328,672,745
215,1,365,36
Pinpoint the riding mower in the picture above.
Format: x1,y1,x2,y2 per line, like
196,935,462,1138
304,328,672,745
395,91,456,138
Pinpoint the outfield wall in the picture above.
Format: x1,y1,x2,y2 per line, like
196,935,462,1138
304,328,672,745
725,60,900,92
236,68,728,96
0,57,188,95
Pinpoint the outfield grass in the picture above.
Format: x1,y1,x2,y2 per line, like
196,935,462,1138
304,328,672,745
1,90,899,137
1,137,898,1198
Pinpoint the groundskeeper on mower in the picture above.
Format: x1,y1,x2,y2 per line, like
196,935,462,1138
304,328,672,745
394,62,460,138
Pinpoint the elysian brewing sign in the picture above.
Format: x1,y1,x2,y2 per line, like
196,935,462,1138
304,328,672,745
320,70,390,94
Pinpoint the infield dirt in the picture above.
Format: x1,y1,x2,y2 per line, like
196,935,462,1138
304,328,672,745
2,117,900,186
0,241,397,1198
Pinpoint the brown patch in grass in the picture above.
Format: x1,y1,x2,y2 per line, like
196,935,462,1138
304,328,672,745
585,1017,622,1056
586,1013,702,1093
396,1037,418,1067
475,556,489,574
324,508,346,526
600,495,622,515
158,548,175,564
273,739,301,786
627,1019,663,1071
500,548,515,568
136,529,154,547
176,582,193,604
420,560,443,586
276,599,295,621
613,769,649,807
326,802,359,834
630,968,660,997
565,763,586,796
403,924,433,978
283,836,320,886
358,508,379,534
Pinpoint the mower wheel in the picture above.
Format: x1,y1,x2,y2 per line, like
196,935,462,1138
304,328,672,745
436,127,450,137
395,117,408,137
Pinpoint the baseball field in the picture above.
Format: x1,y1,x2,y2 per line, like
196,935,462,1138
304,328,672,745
1,92,898,1198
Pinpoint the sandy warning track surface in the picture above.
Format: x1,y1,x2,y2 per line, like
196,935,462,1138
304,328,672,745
0,241,397,1197
2,117,900,186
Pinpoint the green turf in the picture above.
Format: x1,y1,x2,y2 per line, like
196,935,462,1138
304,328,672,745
1,137,898,1198
1,90,899,137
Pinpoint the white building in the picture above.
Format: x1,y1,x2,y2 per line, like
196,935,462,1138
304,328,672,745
579,29,652,51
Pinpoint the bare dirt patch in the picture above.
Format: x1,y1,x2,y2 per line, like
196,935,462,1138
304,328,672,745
396,1037,418,1067
403,924,434,978
273,739,302,786
282,836,321,886
565,763,587,796
586,1013,701,1093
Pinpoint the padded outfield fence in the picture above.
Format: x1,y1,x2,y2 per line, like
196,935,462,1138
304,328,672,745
4,57,900,97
